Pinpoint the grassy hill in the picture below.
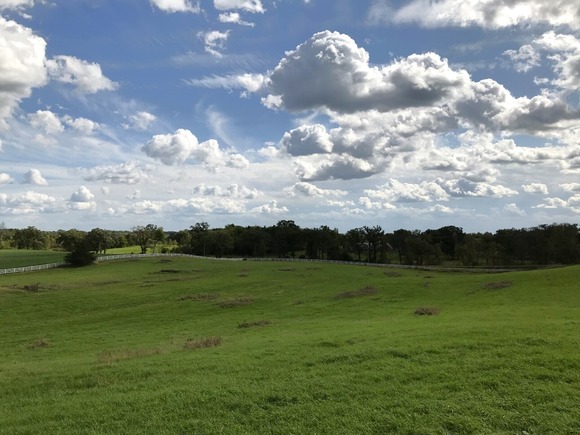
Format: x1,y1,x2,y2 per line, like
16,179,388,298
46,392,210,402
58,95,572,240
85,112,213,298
1,258,578,434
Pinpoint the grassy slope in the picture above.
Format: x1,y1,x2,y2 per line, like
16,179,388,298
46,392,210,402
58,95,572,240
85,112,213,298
0,259,578,434
0,250,66,269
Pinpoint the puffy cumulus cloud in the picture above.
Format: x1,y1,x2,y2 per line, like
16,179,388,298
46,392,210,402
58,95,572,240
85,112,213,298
23,168,47,186
123,111,157,131
218,12,254,26
0,172,13,184
267,31,471,113
62,116,100,134
0,0,34,10
560,183,580,192
522,183,549,194
198,30,230,57
533,31,580,91
284,182,347,198
389,0,580,30
295,154,382,181
250,200,288,214
142,128,248,169
150,0,200,13
46,55,118,94
534,195,580,213
193,183,262,199
0,17,47,128
503,45,540,73
214,0,264,13
82,162,152,184
363,179,450,203
436,178,518,198
68,186,96,210
0,190,60,215
280,124,334,156
27,110,64,135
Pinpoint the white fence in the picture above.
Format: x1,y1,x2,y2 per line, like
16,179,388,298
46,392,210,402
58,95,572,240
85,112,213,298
0,253,514,276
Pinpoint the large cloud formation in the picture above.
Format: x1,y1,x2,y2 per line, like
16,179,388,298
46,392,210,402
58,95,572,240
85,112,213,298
0,17,47,128
142,128,249,169
378,0,580,30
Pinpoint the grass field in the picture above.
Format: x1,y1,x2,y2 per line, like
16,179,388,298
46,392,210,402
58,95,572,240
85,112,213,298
0,250,66,269
0,258,578,434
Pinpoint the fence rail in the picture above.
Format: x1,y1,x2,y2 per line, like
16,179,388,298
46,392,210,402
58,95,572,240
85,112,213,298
1,252,515,276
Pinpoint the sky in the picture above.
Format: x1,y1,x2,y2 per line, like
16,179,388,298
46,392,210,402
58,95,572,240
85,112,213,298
0,0,579,233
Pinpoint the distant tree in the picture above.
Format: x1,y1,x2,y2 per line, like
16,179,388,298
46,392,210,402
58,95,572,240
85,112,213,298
57,229,86,252
346,228,366,262
132,224,157,254
363,225,384,263
64,243,97,267
85,228,110,254
190,222,210,255
13,226,48,250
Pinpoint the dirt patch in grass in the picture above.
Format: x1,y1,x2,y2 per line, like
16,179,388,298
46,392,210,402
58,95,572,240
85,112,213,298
482,281,512,290
278,268,296,272
29,339,49,349
219,297,254,308
384,271,402,277
97,347,162,365
22,283,42,292
238,320,272,328
414,307,441,316
184,336,222,350
178,293,220,301
334,285,378,300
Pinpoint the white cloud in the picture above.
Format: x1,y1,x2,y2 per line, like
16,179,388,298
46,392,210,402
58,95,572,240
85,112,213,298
82,162,152,185
124,111,157,131
389,0,580,30
250,200,288,214
142,128,248,170
0,172,13,184
46,55,118,94
267,31,471,113
522,183,549,194
364,179,450,203
23,168,48,186
193,183,262,199
0,17,47,128
281,124,334,156
218,12,254,26
503,45,540,73
533,31,580,91
284,182,347,198
28,110,64,135
214,0,264,13
68,186,96,211
150,0,200,13
436,178,519,198
560,183,580,192
0,0,34,11
0,191,60,215
198,30,230,57
63,116,100,134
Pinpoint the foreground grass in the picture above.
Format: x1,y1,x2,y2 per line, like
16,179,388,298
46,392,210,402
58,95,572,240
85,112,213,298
0,250,66,269
0,259,578,434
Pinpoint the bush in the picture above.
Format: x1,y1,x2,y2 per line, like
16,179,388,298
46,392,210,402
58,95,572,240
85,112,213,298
65,248,97,267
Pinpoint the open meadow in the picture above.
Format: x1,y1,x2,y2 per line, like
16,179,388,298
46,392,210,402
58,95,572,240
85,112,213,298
0,250,66,269
1,258,578,434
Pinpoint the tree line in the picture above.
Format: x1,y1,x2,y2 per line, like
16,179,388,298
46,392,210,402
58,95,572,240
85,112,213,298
1,221,579,267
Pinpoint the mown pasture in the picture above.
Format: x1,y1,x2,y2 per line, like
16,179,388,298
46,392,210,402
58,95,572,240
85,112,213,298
0,258,578,434
0,250,66,269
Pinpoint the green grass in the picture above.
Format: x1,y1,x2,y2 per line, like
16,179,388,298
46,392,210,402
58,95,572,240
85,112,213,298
0,250,66,269
1,258,579,434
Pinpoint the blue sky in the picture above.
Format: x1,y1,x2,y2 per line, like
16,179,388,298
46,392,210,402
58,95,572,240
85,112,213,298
1,0,579,232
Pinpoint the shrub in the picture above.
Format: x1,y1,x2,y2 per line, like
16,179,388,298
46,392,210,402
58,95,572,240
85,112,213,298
65,248,97,267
